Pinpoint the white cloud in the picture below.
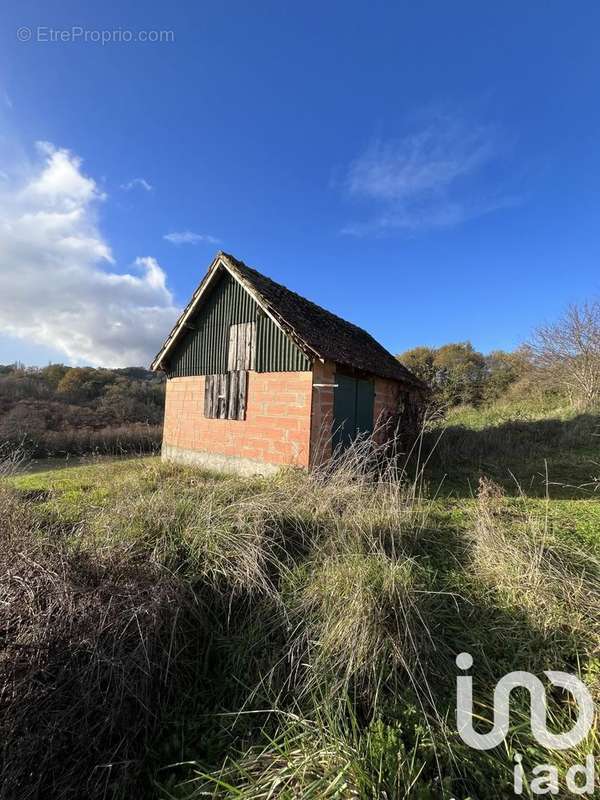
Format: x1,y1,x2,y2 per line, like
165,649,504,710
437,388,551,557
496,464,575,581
27,141,105,209
341,111,514,235
163,230,220,245
121,177,153,192
0,142,179,367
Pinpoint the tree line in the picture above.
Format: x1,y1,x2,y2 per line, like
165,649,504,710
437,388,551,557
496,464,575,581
398,300,600,411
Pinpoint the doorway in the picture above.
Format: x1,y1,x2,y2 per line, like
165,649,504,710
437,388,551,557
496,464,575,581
332,373,374,450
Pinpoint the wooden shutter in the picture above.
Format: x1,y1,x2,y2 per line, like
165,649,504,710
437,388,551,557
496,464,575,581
227,370,238,420
204,374,219,418
227,322,256,371
235,370,248,420
204,371,248,420
217,373,228,419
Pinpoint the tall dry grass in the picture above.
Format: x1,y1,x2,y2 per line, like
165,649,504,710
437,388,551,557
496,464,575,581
0,443,27,478
472,477,600,642
0,431,598,798
0,464,206,799
1,423,162,459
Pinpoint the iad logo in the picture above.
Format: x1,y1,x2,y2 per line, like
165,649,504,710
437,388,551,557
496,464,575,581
456,652,595,751
455,653,596,795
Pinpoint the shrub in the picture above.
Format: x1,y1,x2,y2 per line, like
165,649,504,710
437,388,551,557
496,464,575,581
0,422,162,458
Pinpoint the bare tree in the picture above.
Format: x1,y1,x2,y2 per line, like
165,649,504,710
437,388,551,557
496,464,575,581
528,301,600,409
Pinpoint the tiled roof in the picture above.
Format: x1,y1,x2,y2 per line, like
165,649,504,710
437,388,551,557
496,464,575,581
222,253,421,385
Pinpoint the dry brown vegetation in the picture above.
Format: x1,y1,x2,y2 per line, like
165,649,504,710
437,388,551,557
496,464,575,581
0,478,205,799
0,431,598,799
0,364,164,457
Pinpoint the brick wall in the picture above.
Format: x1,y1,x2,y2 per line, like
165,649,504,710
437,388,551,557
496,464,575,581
163,371,313,470
373,377,405,443
163,365,417,473
309,366,408,460
374,379,426,444
309,360,336,466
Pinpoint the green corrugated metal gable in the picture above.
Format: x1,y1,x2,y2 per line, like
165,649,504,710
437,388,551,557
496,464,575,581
166,270,310,377
256,311,310,372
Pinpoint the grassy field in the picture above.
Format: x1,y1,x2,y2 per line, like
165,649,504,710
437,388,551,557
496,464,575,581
1,401,599,799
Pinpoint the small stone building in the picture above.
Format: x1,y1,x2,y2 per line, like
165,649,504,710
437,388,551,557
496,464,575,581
151,252,425,474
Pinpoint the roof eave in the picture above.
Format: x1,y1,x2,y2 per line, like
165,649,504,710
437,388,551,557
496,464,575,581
150,254,222,371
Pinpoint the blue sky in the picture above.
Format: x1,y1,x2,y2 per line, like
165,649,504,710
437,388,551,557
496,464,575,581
0,1,599,366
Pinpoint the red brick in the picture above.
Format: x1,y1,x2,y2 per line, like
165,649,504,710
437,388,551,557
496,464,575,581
163,371,312,468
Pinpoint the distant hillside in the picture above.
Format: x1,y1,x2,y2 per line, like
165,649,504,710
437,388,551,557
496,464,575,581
0,364,164,456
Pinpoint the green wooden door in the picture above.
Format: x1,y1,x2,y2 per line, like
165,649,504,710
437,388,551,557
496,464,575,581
333,374,374,450
333,374,357,450
356,378,374,436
